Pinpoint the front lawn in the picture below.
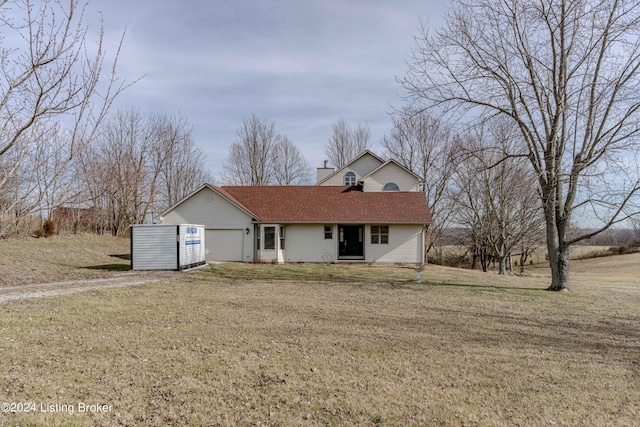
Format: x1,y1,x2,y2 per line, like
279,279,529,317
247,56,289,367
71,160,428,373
0,260,638,425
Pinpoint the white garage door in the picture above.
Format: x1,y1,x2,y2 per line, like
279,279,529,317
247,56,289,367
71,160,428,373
206,229,243,261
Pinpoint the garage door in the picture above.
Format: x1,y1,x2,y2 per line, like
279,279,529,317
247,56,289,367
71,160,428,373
205,229,243,261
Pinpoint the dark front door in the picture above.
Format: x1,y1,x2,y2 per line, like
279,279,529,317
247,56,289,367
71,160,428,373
338,225,364,259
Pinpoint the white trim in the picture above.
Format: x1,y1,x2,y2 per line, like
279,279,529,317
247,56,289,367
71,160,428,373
315,150,385,186
360,159,423,182
161,183,259,220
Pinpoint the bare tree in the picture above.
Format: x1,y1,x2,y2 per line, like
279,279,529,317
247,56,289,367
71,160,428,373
222,115,310,185
153,114,212,208
382,107,458,261
0,0,128,236
82,110,155,236
401,0,640,290
272,136,312,185
450,120,543,274
78,110,209,236
223,115,280,185
324,119,372,168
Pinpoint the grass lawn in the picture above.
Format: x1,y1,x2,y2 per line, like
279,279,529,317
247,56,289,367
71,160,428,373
0,234,131,287
0,236,639,425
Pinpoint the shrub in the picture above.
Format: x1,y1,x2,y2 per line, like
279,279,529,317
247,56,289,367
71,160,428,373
43,220,56,237
34,229,44,238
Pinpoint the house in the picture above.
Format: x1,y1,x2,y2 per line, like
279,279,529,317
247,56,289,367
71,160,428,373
160,151,432,264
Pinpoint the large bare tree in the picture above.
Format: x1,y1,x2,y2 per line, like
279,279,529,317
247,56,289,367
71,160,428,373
402,0,640,290
0,0,127,236
222,115,310,185
223,115,280,186
272,136,312,185
324,119,372,168
450,120,543,274
78,110,210,236
153,114,212,207
382,107,458,261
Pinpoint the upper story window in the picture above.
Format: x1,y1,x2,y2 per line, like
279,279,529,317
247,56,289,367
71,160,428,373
383,182,399,191
344,171,356,186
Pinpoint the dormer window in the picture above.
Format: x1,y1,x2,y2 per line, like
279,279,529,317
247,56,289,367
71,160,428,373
344,171,356,186
383,182,399,191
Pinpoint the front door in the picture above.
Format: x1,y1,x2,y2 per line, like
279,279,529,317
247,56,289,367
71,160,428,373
338,225,364,259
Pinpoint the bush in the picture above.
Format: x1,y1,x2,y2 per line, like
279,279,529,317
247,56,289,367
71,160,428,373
42,220,56,237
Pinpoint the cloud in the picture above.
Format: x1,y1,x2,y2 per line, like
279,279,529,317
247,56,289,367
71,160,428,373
87,0,447,175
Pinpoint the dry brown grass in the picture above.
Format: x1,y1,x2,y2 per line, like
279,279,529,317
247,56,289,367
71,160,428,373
0,234,130,287
0,238,639,425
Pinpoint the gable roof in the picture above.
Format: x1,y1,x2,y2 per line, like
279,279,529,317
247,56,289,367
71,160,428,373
361,159,423,182
160,183,259,219
315,150,385,186
218,186,432,224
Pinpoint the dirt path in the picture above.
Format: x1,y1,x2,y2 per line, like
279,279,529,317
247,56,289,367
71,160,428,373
0,271,182,303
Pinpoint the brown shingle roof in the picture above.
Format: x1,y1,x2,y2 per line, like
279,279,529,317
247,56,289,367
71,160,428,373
215,186,432,224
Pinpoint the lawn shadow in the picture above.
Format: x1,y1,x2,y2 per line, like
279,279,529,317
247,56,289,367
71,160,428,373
82,253,131,272
83,263,130,271
401,280,547,293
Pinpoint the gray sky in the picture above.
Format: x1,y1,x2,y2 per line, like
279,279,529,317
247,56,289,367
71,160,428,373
88,0,447,180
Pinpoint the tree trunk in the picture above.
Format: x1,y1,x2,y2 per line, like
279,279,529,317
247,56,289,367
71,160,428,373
519,251,527,274
547,241,570,291
498,256,507,275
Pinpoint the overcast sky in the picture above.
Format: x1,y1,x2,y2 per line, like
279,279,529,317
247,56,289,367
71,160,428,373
88,0,448,180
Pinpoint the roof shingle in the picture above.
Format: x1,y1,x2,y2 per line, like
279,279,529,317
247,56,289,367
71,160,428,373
215,186,432,224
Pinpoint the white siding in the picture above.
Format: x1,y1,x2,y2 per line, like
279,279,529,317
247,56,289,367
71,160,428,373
365,224,423,264
284,224,423,264
131,225,177,270
319,154,383,186
316,167,335,183
362,163,420,192
284,224,338,263
162,187,255,262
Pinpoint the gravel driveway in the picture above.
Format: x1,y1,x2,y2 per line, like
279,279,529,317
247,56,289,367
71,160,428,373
0,271,182,303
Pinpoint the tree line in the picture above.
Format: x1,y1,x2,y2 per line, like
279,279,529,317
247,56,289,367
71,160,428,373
221,115,374,185
4,0,640,292
0,1,208,237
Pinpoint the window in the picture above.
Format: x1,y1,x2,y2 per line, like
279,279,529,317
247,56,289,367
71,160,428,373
344,171,356,186
264,226,275,250
371,225,389,244
280,226,285,250
324,225,333,239
383,182,399,191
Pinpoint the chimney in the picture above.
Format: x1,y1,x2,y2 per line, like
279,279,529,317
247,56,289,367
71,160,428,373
316,160,334,183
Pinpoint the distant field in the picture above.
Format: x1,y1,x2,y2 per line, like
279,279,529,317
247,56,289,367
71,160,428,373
0,236,639,425
434,244,618,270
